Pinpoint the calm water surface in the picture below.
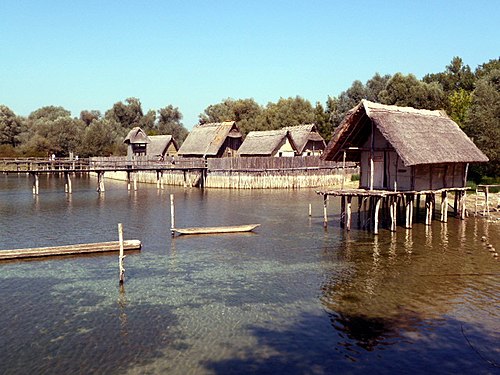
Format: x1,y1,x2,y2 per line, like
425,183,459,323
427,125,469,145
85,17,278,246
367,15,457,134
0,174,499,374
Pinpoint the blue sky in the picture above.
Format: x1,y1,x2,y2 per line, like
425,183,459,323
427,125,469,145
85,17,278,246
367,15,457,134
1,0,498,129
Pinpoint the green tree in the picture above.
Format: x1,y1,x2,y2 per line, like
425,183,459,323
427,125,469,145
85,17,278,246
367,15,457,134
80,110,101,126
465,69,500,178
199,98,263,134
448,89,473,127
423,56,475,93
78,118,123,157
379,73,445,109
0,105,22,147
255,96,315,130
22,106,84,156
157,105,189,144
105,97,144,129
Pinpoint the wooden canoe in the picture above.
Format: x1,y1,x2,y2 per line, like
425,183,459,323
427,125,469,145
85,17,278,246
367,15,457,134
0,240,142,261
172,224,260,236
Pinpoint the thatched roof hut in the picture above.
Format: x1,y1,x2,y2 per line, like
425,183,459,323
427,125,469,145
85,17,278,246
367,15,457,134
177,121,243,158
148,135,178,159
282,124,326,156
124,127,150,157
322,100,488,191
238,129,298,157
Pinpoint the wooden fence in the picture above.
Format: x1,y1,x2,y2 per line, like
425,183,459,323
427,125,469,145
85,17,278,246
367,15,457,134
207,156,355,171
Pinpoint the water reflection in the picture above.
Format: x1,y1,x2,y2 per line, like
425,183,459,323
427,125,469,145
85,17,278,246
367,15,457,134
320,221,498,355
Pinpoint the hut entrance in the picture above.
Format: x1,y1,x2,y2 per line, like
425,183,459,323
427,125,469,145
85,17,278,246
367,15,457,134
373,151,386,189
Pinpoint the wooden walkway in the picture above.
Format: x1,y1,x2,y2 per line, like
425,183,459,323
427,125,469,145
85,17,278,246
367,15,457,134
1,157,207,193
317,187,469,234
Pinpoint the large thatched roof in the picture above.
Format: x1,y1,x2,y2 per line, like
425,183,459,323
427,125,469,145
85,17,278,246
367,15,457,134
238,129,297,156
322,100,489,166
148,135,178,156
282,124,326,154
124,127,150,144
177,121,242,156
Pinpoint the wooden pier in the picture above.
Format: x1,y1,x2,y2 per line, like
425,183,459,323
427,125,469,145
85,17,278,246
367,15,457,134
0,240,142,261
317,187,469,234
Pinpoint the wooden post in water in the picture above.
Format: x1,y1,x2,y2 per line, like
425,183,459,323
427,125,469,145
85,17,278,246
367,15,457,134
308,203,312,217
323,195,328,228
32,173,40,195
170,193,175,236
440,191,448,222
373,197,381,235
127,171,131,191
346,196,352,231
118,223,125,284
340,196,346,228
133,172,138,191
390,196,397,232
97,172,105,193
460,190,467,220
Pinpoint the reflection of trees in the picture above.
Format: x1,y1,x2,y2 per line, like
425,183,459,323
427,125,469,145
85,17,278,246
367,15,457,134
319,220,493,351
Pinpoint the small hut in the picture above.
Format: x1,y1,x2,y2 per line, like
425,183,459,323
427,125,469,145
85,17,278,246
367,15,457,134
124,127,150,158
238,129,298,157
322,100,488,191
283,124,326,156
177,121,243,158
148,135,178,160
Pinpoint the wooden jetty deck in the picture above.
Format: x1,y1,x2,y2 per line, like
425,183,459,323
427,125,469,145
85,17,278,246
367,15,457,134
317,187,469,234
0,240,142,261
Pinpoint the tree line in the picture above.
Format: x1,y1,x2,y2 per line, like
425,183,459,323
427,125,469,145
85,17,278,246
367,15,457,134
0,56,498,180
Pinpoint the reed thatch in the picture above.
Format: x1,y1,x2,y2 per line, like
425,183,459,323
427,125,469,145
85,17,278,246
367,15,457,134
237,129,297,157
282,124,326,154
177,121,242,157
148,135,178,157
322,100,489,166
123,127,150,145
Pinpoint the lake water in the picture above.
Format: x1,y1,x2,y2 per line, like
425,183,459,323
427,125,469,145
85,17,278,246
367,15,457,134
0,174,499,374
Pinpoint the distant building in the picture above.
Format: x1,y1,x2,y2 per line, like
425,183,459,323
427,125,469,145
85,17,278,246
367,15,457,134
177,121,243,158
238,129,298,157
148,135,178,160
321,100,488,191
124,127,150,158
282,124,326,156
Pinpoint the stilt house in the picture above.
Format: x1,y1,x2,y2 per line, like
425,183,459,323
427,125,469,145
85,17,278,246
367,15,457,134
177,121,243,158
237,129,298,157
124,127,150,158
321,100,488,191
283,124,326,156
148,135,179,159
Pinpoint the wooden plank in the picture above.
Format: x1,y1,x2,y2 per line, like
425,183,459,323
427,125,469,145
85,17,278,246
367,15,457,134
0,240,141,261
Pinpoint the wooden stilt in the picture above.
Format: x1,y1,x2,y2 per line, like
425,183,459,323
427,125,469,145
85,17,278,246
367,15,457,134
440,191,448,222
127,171,131,191
390,196,397,232
405,194,413,229
416,194,421,221
357,196,362,228
374,197,381,235
308,203,312,217
460,190,467,220
484,186,489,217
346,196,352,231
133,172,138,191
97,172,105,193
340,196,346,228
425,193,434,225
32,173,40,195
